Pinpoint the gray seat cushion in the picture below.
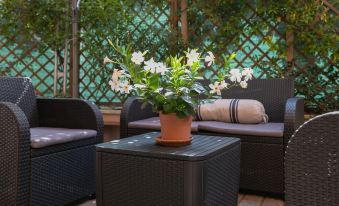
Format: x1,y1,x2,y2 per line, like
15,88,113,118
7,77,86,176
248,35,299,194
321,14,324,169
30,127,97,148
198,121,284,137
128,117,200,132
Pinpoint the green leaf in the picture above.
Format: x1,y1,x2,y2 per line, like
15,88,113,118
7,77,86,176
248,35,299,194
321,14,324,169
148,74,160,90
179,87,190,94
192,82,206,94
181,95,193,105
163,104,173,113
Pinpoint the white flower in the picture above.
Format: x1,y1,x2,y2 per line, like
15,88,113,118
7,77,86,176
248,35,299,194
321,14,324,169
186,49,200,66
156,62,169,75
104,56,114,64
240,81,248,88
205,51,215,66
144,58,157,73
229,69,242,82
242,67,253,80
220,80,228,89
209,81,222,96
111,69,124,81
109,79,120,92
119,81,133,94
131,51,144,65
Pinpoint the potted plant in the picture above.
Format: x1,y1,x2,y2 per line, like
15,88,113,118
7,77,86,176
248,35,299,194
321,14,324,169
104,40,253,146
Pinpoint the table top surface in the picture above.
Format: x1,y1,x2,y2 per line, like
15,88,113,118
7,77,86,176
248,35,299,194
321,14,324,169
96,132,240,161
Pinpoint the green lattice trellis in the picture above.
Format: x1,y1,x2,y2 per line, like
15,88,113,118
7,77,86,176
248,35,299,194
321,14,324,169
0,36,65,97
185,2,286,80
290,1,339,113
78,0,172,106
0,0,337,113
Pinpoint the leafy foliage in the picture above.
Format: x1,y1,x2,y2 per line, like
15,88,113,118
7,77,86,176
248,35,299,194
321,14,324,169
105,42,251,117
0,0,71,50
185,0,338,113
0,0,337,113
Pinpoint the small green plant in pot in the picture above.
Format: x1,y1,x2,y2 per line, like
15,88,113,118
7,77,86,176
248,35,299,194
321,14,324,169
104,41,253,146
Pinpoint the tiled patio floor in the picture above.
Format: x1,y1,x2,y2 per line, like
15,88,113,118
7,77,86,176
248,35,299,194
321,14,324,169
79,194,284,206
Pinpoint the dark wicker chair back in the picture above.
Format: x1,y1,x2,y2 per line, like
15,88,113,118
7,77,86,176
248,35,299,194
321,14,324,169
200,78,294,122
285,111,339,206
0,76,39,127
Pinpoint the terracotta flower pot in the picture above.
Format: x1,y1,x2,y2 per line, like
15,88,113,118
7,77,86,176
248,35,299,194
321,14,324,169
156,112,192,146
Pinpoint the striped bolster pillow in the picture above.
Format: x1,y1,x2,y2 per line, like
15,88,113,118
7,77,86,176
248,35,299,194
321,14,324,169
196,99,268,124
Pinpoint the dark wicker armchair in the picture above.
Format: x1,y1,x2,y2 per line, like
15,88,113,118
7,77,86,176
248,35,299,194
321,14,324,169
120,78,304,195
285,111,339,206
0,77,103,205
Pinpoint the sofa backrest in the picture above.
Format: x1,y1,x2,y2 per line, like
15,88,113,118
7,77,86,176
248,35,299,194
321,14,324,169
0,76,39,127
201,78,294,122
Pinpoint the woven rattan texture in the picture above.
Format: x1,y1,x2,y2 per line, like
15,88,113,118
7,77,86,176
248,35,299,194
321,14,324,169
96,134,240,206
205,145,240,206
216,79,294,122
33,98,103,157
125,129,284,194
240,142,283,194
31,145,96,205
121,79,296,137
37,98,104,133
0,76,39,127
0,77,104,205
119,79,304,195
283,97,304,147
97,133,238,160
120,96,157,138
99,153,184,206
0,102,31,206
285,112,339,206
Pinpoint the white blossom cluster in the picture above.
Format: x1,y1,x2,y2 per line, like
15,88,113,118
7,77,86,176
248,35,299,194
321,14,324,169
105,49,252,96
108,69,132,94
209,68,253,95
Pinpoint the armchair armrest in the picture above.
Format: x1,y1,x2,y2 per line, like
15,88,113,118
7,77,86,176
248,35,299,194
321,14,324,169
283,97,304,146
120,97,157,138
37,98,104,142
0,102,31,205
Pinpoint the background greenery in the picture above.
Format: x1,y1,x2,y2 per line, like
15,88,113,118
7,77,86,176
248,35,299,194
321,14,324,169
0,0,337,113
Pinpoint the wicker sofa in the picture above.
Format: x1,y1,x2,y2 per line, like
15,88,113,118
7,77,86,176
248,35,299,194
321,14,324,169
285,111,339,206
0,77,103,205
120,78,304,195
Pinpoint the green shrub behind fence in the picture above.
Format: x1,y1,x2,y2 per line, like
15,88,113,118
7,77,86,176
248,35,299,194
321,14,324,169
0,0,337,113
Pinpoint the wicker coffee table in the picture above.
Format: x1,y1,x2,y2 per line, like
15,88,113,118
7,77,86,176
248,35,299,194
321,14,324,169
96,132,240,206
